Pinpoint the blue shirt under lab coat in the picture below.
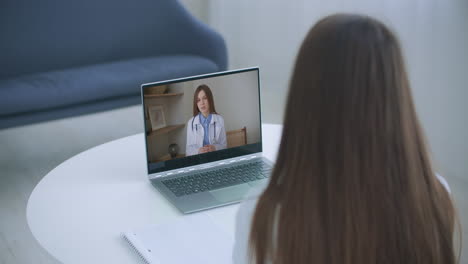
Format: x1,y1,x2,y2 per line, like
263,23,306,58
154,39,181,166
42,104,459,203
199,113,212,146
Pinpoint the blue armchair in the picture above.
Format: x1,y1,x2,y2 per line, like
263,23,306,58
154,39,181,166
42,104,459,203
0,0,227,129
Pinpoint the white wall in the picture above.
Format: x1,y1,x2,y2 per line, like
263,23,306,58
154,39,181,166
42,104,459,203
179,0,210,23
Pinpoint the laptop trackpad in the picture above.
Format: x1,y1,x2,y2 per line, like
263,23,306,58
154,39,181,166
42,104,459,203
209,184,251,203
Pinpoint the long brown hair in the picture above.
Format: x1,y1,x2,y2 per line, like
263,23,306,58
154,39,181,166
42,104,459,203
193,84,218,116
249,14,458,264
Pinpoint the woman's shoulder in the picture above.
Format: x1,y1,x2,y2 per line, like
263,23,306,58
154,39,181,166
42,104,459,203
212,113,225,122
233,188,263,264
436,173,451,194
235,187,264,236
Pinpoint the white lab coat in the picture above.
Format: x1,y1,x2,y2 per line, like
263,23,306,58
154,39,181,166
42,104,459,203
186,113,227,156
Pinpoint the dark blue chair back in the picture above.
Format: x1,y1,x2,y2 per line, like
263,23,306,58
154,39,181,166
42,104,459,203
0,0,227,79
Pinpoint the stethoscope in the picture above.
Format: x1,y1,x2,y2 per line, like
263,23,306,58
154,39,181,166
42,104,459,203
191,115,217,137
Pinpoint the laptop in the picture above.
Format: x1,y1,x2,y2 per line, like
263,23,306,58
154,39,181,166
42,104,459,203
141,67,273,214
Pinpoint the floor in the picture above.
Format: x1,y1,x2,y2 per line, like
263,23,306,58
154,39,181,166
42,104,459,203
0,105,467,263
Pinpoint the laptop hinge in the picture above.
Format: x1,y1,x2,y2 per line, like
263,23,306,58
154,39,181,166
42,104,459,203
148,153,261,180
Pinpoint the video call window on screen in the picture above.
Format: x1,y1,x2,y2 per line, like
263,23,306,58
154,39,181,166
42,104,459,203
142,69,262,174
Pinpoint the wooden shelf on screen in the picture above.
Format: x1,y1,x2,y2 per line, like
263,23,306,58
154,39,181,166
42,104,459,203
154,154,186,163
147,124,185,137
143,92,184,98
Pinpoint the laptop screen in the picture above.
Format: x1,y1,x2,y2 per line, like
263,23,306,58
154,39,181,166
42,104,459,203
141,68,262,174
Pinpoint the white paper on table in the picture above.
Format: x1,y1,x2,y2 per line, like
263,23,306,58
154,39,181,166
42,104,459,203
123,212,234,264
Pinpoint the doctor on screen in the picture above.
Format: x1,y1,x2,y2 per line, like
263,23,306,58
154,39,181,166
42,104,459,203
186,84,227,156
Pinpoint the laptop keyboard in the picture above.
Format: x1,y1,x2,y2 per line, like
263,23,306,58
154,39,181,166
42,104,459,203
161,161,272,197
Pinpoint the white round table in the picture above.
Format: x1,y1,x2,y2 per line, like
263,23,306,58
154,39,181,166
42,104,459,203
27,124,282,263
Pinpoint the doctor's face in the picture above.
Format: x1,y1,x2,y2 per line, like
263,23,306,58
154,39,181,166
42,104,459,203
197,90,210,116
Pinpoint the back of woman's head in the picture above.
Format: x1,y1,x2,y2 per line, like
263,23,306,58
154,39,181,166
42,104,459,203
249,13,458,264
